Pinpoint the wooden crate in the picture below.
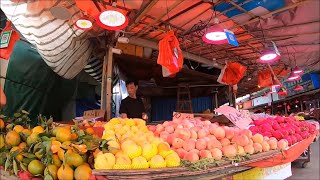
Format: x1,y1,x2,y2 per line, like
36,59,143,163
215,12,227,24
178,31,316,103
93,150,279,180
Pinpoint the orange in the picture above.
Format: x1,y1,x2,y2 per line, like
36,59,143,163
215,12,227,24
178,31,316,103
93,148,102,159
50,137,57,141
0,119,4,129
51,141,61,154
0,135,4,149
45,164,58,180
21,129,32,136
15,154,24,162
28,160,45,176
6,131,21,146
56,128,71,142
19,142,27,150
32,126,44,134
13,125,24,133
70,133,78,140
57,165,74,180
57,148,65,161
27,133,40,146
10,146,21,153
52,154,62,167
85,128,94,135
72,144,88,154
74,164,92,180
65,152,84,167
52,127,61,136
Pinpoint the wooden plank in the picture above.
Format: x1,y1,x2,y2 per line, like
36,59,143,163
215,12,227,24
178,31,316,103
106,47,113,121
100,53,108,111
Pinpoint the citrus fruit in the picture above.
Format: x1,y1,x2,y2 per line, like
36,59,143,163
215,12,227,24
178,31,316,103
10,146,21,153
85,128,94,135
57,165,74,180
51,141,61,154
6,131,21,146
32,126,44,134
56,128,71,142
52,155,62,167
21,129,32,136
52,127,61,136
45,164,58,180
18,142,27,150
28,160,45,176
74,164,92,180
66,152,84,167
0,119,4,129
13,125,24,133
27,133,40,146
0,135,5,149
70,133,78,140
16,154,24,162
57,148,65,161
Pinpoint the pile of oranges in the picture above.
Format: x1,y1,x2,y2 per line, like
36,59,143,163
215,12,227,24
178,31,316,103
0,117,98,180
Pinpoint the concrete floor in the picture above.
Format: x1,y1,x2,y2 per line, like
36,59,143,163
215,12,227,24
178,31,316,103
288,140,320,180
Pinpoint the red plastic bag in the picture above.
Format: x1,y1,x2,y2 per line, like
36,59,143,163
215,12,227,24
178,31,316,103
217,62,247,85
258,70,272,87
157,30,183,76
0,21,20,60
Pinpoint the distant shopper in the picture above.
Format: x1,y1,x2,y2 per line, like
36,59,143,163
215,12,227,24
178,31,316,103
119,80,148,120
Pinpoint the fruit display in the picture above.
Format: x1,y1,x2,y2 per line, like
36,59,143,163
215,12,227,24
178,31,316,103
148,118,287,163
96,118,181,169
0,111,104,180
249,116,316,146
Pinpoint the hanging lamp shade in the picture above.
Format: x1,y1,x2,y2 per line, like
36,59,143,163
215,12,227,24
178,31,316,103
293,65,303,74
202,24,228,44
96,9,128,30
293,84,304,91
258,49,280,63
277,87,287,96
287,71,301,81
74,16,93,30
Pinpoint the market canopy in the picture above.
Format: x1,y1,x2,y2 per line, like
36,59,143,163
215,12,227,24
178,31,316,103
1,0,319,96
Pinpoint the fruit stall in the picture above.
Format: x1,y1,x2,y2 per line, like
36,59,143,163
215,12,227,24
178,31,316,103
0,109,318,180
1,0,320,179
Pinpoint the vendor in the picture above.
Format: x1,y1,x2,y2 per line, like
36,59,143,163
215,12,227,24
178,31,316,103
0,86,6,108
119,80,148,120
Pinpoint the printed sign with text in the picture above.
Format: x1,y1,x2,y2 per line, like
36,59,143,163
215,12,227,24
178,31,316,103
215,106,252,129
173,112,194,121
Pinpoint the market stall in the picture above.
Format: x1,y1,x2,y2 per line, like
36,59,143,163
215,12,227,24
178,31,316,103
1,0,320,179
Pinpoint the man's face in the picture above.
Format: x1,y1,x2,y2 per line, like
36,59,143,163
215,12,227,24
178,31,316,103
126,83,137,96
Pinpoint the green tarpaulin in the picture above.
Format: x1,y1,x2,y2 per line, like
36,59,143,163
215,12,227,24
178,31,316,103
3,41,76,121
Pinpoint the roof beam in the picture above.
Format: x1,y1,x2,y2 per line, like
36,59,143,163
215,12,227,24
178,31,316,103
135,0,184,37
129,37,223,69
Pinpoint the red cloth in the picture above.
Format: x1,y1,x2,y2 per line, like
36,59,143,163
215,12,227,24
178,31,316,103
247,134,316,168
258,70,272,87
0,21,20,60
218,62,247,85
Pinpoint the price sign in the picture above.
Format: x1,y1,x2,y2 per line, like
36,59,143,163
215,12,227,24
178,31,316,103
173,112,194,121
215,106,252,129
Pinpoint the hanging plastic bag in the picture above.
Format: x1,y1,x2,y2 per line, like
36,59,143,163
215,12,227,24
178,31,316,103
0,21,20,61
157,30,183,76
162,66,176,78
217,62,247,85
258,70,272,87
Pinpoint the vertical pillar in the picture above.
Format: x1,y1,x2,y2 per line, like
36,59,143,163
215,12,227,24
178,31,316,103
101,47,113,121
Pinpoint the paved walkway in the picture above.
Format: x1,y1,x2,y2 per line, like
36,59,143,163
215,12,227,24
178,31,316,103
288,139,320,180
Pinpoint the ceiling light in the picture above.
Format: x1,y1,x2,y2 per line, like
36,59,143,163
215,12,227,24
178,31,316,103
258,49,280,63
293,84,304,91
287,71,301,81
202,18,228,45
293,65,303,74
74,16,93,30
96,9,128,30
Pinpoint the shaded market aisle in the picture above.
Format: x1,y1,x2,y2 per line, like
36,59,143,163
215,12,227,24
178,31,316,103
288,139,320,180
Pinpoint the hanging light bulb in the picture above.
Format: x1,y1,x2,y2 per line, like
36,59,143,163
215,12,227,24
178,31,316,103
96,5,129,30
287,71,301,81
293,84,304,91
293,65,303,74
202,8,228,45
74,16,93,30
